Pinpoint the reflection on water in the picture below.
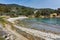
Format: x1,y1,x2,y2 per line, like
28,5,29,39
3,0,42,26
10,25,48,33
18,18,60,34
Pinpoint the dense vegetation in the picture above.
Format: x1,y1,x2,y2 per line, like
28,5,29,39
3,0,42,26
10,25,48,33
0,4,60,17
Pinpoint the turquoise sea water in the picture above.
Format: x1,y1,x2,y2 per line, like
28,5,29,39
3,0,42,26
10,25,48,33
24,18,60,25
20,18,60,33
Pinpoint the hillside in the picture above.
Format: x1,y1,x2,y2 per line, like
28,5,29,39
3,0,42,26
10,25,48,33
0,4,60,17
0,4,35,17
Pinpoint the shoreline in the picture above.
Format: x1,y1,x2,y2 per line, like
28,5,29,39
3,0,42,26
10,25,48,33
7,16,28,23
7,16,60,40
15,18,60,34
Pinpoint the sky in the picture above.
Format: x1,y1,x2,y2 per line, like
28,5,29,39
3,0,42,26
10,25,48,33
0,0,60,9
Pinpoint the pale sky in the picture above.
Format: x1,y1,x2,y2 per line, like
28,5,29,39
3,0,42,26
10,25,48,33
0,0,60,9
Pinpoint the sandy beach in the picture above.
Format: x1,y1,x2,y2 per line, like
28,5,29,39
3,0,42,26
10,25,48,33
7,16,60,40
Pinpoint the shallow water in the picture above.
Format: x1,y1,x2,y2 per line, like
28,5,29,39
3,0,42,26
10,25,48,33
19,18,60,33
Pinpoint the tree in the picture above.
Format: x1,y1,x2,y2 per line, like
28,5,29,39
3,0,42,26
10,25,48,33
35,11,40,17
57,8,60,15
